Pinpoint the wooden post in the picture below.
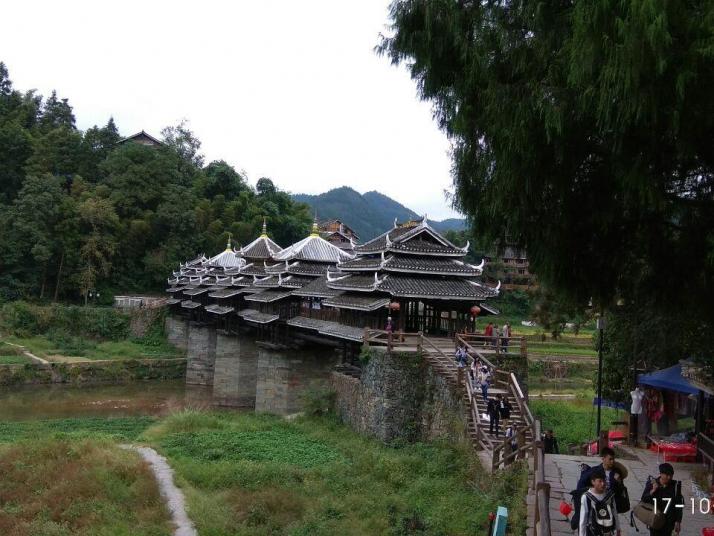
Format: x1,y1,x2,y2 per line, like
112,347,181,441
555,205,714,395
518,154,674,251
598,428,609,455
362,326,369,350
387,331,393,352
520,336,527,358
417,331,423,353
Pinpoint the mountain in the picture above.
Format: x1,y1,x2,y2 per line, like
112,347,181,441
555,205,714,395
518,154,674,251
292,187,466,240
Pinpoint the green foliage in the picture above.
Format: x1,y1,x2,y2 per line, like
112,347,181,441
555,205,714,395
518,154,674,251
531,399,622,450
0,62,312,300
380,0,714,366
0,302,130,340
141,411,528,536
300,381,337,416
359,346,377,365
0,416,155,443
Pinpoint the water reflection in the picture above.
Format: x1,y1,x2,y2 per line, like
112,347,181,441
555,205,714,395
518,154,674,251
0,381,212,421
0,343,340,421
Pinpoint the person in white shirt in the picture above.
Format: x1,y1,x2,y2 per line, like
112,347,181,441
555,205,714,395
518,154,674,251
579,469,620,536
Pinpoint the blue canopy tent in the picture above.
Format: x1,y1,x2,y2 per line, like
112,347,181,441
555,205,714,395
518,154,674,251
638,364,699,395
638,363,705,438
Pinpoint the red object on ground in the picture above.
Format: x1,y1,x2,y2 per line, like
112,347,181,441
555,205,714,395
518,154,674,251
559,501,573,517
701,528,714,536
648,439,697,463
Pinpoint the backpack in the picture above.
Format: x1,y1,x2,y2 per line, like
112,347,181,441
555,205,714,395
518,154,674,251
585,491,616,535
570,464,592,530
614,480,630,514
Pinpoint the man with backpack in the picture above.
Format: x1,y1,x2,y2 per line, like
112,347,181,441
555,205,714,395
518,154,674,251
571,448,630,531
639,463,683,535
578,469,621,536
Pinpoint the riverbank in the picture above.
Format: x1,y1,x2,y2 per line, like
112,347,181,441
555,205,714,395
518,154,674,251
0,411,527,535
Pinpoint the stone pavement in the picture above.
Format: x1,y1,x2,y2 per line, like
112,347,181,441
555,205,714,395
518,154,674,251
528,447,714,535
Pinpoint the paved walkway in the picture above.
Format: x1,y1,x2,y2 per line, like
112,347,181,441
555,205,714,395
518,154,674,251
529,447,714,535
121,445,197,536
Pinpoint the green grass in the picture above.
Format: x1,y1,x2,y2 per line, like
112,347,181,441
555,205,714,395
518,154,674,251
143,411,528,536
530,398,624,450
0,437,171,535
0,354,32,364
0,416,156,443
0,411,529,535
2,334,181,361
528,344,597,357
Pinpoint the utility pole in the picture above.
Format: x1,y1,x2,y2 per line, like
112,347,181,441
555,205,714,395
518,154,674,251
596,313,606,439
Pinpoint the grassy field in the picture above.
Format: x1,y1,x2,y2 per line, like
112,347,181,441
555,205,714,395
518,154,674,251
0,412,528,536
1,335,181,362
530,397,625,450
0,436,172,535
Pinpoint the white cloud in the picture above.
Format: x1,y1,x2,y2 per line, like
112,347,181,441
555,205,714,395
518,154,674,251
1,0,461,220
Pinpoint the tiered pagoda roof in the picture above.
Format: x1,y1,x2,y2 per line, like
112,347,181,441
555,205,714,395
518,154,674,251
321,216,498,310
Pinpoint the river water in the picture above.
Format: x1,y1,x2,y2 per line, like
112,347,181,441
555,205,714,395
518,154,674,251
0,380,213,421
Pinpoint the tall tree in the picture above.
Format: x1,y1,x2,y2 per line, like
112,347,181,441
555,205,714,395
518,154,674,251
380,0,714,362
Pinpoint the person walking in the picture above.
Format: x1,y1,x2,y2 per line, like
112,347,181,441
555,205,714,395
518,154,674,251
639,463,683,535
487,396,500,437
502,322,511,349
578,469,620,536
543,429,560,454
479,366,490,401
454,343,468,368
385,316,394,334
498,395,512,425
484,322,493,346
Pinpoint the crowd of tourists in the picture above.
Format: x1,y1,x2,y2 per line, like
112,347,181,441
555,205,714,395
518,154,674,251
566,447,684,536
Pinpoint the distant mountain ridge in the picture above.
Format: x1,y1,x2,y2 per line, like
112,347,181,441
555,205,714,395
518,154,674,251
292,187,466,241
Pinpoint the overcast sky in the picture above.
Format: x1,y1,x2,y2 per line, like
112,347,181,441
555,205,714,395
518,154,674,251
1,0,460,220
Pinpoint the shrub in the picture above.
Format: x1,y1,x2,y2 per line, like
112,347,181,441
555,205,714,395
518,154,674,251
300,382,336,416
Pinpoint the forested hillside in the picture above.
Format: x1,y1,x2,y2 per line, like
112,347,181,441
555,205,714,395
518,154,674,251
0,62,312,303
293,187,465,240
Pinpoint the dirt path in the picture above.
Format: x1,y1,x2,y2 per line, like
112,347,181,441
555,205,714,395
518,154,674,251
121,445,197,536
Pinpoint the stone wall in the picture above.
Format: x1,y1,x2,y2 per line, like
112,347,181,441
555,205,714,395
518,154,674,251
331,348,466,443
166,316,189,351
213,331,258,407
185,323,216,386
0,358,186,386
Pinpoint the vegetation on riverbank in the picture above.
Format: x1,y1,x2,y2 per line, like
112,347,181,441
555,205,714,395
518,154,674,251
0,411,528,535
0,302,181,362
0,436,171,535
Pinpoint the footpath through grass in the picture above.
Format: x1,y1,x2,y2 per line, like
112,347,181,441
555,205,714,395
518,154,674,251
0,411,528,536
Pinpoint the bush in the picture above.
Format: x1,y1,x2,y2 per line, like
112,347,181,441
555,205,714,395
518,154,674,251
0,302,130,341
300,382,336,416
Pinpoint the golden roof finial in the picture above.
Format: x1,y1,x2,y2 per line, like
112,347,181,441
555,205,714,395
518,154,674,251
225,232,233,251
260,217,268,238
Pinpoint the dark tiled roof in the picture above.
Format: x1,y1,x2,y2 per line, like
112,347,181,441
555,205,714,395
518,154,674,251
355,221,465,256
323,294,390,311
240,236,282,259
290,276,343,298
326,274,382,292
239,265,268,277
237,309,279,324
378,275,498,300
180,300,202,309
337,255,482,275
166,298,181,305
205,304,235,315
254,276,282,288
388,239,465,256
274,235,354,263
244,289,294,303
287,261,330,276
286,316,364,342
208,288,246,299
183,287,210,297
281,276,313,288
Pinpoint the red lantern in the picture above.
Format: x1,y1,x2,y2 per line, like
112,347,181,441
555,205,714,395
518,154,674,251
470,305,481,316
559,501,573,518
389,301,400,311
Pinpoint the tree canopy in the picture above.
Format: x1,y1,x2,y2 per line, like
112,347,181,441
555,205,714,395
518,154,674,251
380,0,714,365
0,62,312,303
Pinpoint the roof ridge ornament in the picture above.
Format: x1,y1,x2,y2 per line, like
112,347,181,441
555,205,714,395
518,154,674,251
393,217,398,228
460,240,470,253
326,270,348,283
385,233,392,248
261,217,268,238
226,232,233,251
495,280,501,292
